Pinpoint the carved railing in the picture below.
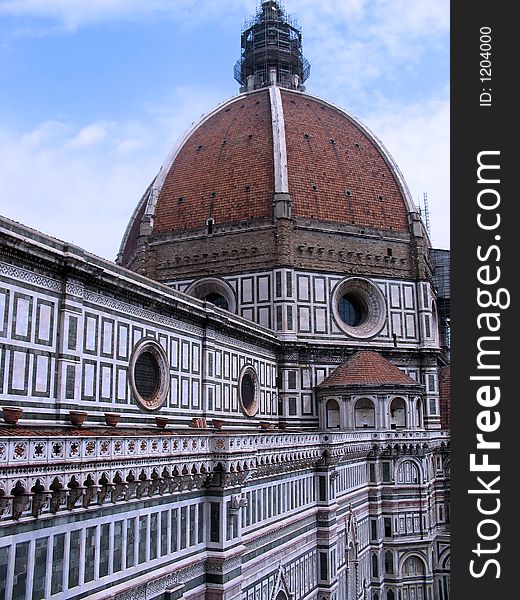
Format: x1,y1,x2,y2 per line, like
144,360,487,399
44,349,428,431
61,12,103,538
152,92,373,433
0,428,449,522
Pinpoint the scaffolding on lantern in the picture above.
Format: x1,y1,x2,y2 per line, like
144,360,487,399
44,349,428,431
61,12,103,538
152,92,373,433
234,0,311,91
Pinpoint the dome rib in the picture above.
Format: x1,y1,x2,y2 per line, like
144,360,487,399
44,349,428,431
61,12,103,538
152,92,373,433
269,86,289,194
119,85,428,266
281,89,418,217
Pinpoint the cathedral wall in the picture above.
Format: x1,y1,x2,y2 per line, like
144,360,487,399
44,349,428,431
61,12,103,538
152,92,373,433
170,267,441,429
0,223,448,599
0,217,279,427
172,269,438,350
0,426,449,600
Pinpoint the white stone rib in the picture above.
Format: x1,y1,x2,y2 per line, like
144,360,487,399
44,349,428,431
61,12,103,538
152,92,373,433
150,91,262,210
117,181,154,262
121,86,430,254
280,89,429,238
269,86,290,194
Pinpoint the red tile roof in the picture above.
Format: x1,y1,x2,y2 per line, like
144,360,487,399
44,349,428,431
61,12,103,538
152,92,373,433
154,89,275,235
282,92,409,230
318,351,419,388
120,89,411,265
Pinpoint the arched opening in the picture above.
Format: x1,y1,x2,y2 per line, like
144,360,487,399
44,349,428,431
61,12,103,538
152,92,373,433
390,397,407,429
387,590,395,600
397,461,420,484
440,556,451,599
275,591,288,600
401,556,427,600
385,550,394,574
326,399,340,429
186,278,237,313
354,398,376,429
415,398,423,428
372,553,379,577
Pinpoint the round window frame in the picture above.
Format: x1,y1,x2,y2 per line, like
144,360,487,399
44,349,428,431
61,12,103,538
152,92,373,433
186,277,237,313
129,339,170,412
238,365,260,417
332,277,387,339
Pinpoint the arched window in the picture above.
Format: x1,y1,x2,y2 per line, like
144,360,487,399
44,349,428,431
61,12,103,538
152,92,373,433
415,398,423,428
354,398,376,428
387,590,395,600
397,461,420,484
390,397,407,429
385,551,394,574
373,594,379,600
326,399,341,429
186,278,237,313
372,553,379,577
401,556,427,600
403,556,425,577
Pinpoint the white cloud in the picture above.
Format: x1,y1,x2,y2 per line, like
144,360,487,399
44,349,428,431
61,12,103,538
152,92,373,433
0,0,448,40
68,123,108,149
292,0,449,99
0,0,255,30
19,120,69,148
0,86,223,260
362,91,450,249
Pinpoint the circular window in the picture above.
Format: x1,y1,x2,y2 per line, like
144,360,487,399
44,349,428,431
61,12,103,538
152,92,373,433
339,294,367,327
186,278,237,313
332,277,386,339
204,292,229,310
134,352,160,399
130,340,170,411
239,366,259,417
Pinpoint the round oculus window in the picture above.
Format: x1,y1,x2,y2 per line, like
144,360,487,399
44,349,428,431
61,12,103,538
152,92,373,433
130,340,170,411
338,294,367,327
134,352,160,399
186,278,237,313
239,366,259,417
332,277,387,339
203,292,229,310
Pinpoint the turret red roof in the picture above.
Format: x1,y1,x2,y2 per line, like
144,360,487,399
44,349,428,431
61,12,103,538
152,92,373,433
318,351,419,388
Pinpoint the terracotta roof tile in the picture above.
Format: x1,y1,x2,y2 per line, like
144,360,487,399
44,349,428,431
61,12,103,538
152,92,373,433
319,351,419,388
120,90,411,263
154,89,274,235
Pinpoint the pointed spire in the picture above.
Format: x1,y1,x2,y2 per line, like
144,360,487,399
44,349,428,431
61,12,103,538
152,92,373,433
234,1,311,92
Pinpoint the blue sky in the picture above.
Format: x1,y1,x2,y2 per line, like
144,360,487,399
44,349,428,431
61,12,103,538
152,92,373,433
0,0,449,259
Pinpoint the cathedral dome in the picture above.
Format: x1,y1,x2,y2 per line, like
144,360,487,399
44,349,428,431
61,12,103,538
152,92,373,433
118,86,416,268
